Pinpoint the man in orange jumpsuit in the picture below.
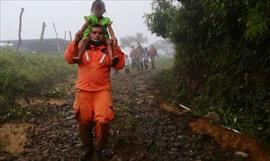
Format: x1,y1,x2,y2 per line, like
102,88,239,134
64,24,125,161
148,45,158,69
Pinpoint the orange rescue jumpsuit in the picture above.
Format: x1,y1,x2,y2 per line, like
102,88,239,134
64,40,125,125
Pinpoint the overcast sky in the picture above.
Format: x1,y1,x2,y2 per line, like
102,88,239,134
0,0,161,44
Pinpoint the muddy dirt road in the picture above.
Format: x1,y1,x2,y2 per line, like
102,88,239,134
1,71,249,161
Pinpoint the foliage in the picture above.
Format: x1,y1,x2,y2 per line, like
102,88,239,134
146,0,270,142
119,32,148,48
46,81,74,98
0,48,75,118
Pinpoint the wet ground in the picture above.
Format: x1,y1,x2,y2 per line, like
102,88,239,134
0,70,249,161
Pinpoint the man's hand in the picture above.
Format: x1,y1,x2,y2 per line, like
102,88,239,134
110,57,119,67
73,56,82,64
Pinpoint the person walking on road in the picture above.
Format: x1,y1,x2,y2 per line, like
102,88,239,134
143,47,149,70
136,43,144,71
64,24,125,161
130,46,137,70
148,45,158,69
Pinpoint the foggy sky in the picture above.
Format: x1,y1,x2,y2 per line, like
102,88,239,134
0,0,161,44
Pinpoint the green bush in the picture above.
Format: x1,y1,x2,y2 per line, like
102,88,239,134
146,0,270,142
0,48,75,117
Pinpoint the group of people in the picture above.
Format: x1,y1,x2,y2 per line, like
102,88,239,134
129,43,158,71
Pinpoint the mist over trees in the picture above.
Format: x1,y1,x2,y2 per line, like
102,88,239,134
119,32,175,57
119,33,148,48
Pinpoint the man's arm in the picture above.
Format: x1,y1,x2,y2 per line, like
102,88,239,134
112,45,125,70
64,40,79,64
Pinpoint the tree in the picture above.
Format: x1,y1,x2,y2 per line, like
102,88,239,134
145,0,270,142
119,33,148,48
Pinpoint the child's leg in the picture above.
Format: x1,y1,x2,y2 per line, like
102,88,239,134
73,37,89,63
78,37,90,59
106,39,113,63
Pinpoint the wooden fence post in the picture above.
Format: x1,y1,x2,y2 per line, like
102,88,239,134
38,22,46,53
52,22,61,52
69,30,72,41
16,8,24,51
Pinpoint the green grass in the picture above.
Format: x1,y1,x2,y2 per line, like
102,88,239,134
153,65,270,143
155,57,174,69
0,48,75,119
